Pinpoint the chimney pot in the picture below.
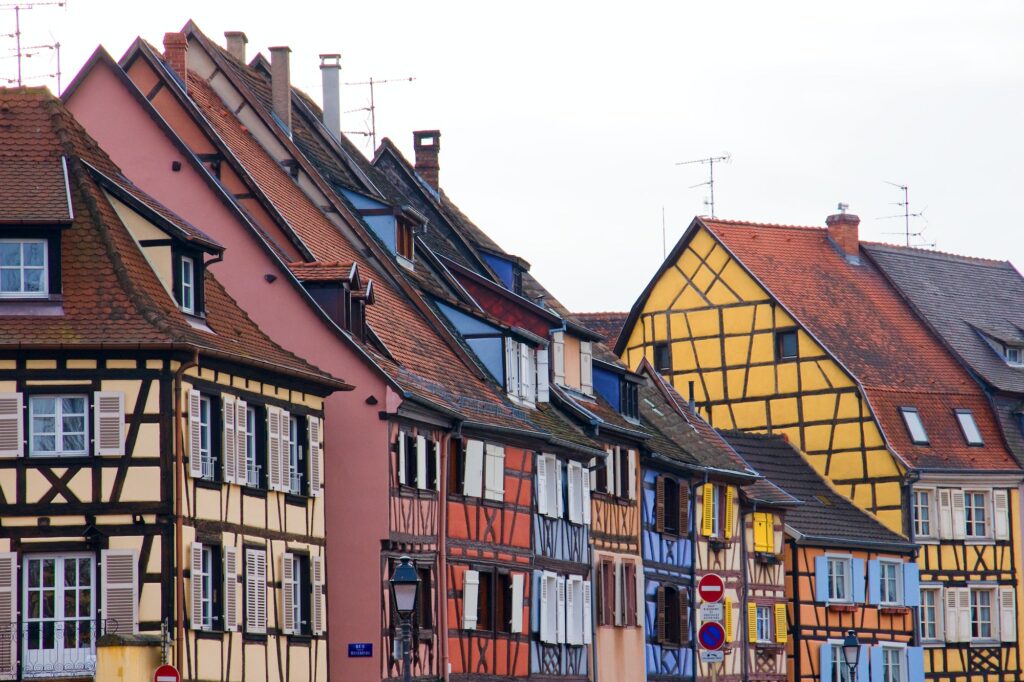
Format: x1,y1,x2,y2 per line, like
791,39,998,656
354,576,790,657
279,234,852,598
319,53,342,141
162,32,188,88
826,207,861,259
225,31,248,63
269,46,292,132
413,130,441,191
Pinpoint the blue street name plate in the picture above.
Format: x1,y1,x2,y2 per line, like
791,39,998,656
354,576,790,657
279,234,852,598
349,643,373,657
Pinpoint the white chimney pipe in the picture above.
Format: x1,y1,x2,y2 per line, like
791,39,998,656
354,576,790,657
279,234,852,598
319,54,341,141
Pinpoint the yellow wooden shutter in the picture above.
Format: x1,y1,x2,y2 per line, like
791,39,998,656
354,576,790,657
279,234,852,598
723,486,736,539
747,602,757,643
724,596,733,641
754,512,774,552
775,603,788,643
702,484,715,536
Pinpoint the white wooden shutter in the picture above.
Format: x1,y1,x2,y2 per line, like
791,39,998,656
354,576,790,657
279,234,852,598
537,347,550,403
937,489,953,539
267,406,281,490
554,458,564,518
567,576,582,644
433,440,441,490
628,449,638,500
944,588,959,642
582,465,592,524
510,573,524,634
993,490,1010,540
540,572,555,642
281,552,296,635
463,440,484,497
93,391,125,456
462,570,479,630
222,396,236,483
279,411,291,491
536,454,549,515
951,490,966,540
614,560,624,626
245,549,267,634
635,561,644,625
1000,586,1016,642
606,449,617,496
520,343,534,403
416,435,428,489
188,390,203,478
0,394,21,459
505,339,519,395
568,461,582,523
236,399,248,485
580,341,593,395
553,331,565,385
190,542,204,630
582,580,593,644
223,546,238,632
101,549,137,635
556,575,567,644
484,444,505,501
312,555,325,635
397,434,407,486
308,416,322,497
0,553,16,679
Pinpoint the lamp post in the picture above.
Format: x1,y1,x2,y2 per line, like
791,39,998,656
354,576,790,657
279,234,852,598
842,629,861,682
389,556,420,682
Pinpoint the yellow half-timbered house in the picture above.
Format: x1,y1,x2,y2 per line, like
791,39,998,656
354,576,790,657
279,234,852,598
0,89,346,681
617,211,1024,682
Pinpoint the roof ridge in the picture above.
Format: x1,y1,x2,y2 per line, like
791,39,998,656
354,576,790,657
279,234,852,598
863,240,1014,268
703,217,826,232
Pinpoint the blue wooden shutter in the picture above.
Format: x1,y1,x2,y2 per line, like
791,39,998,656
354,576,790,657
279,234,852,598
857,645,869,682
907,646,924,682
819,643,832,682
903,564,920,607
815,557,829,603
867,560,880,604
852,559,866,603
869,646,883,682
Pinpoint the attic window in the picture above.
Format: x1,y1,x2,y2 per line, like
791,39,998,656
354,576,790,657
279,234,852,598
899,407,929,445
955,409,984,446
173,251,204,317
0,239,49,298
620,380,639,421
396,220,415,262
653,342,672,373
1004,346,1023,367
775,330,798,361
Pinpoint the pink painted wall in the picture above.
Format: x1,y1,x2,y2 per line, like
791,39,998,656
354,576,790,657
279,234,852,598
65,58,392,680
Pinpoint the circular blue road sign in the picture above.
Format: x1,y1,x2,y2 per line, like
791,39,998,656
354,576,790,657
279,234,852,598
698,621,726,651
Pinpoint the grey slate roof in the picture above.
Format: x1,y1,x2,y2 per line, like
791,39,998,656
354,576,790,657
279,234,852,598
864,243,1024,394
720,430,914,550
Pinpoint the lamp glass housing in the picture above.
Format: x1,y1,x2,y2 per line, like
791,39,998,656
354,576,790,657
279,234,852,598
841,630,860,670
390,556,421,617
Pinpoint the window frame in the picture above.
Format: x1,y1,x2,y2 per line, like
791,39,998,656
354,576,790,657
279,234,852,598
919,584,943,643
913,488,934,539
880,644,907,682
180,255,195,315
1004,345,1023,367
653,342,672,373
964,490,990,538
826,555,852,603
197,394,215,481
22,552,96,668
878,560,903,606
0,238,49,299
755,604,772,643
969,586,997,643
829,642,855,682
898,407,930,445
954,409,984,446
395,219,415,263
290,553,311,636
28,394,89,457
287,414,307,496
708,483,721,538
775,329,799,361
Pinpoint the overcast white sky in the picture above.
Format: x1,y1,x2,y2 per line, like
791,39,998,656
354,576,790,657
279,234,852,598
8,1,1023,312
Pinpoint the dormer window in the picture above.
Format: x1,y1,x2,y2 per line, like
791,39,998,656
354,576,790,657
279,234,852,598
0,239,48,298
621,380,639,421
955,409,984,446
899,407,929,445
180,256,195,314
396,220,415,263
1004,346,1023,367
505,338,545,406
172,251,203,316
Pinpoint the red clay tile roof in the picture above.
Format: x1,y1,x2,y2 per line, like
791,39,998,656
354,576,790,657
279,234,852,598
0,87,344,390
574,312,628,344
288,261,356,282
702,218,1020,472
0,94,73,224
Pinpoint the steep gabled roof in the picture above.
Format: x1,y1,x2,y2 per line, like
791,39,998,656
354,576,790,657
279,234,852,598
0,87,345,391
721,430,913,551
574,312,628,345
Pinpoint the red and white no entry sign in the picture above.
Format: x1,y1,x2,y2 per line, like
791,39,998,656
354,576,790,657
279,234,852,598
154,664,180,682
697,573,725,603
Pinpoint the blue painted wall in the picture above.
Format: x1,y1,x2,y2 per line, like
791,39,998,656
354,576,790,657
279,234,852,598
435,302,505,382
341,188,398,254
481,252,516,291
592,366,620,412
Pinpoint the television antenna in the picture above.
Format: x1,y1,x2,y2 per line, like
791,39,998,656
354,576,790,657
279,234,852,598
343,75,415,150
0,1,64,89
676,154,730,218
878,181,933,247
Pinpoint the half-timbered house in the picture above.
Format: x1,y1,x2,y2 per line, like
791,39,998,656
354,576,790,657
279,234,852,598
616,210,1024,682
0,88,344,681
723,430,921,682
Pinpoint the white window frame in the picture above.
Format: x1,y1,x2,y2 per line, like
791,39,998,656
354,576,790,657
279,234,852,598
198,395,213,480
826,555,852,603
199,545,214,631
0,238,48,298
180,255,195,314
880,643,908,682
22,553,96,674
913,488,934,539
1004,345,1023,367
969,586,996,642
288,414,302,495
290,555,304,634
899,407,929,445
245,406,259,487
829,641,854,682
755,604,772,643
964,490,990,539
28,394,89,457
955,409,984,446
919,584,943,643
879,560,902,606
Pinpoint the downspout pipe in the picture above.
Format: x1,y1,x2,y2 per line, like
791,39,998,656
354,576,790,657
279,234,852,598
439,420,461,680
740,501,753,682
173,351,198,675
690,471,706,679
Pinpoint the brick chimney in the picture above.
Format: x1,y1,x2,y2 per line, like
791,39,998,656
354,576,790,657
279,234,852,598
163,32,188,88
826,203,860,260
225,31,248,63
413,130,441,190
319,54,341,141
269,46,292,132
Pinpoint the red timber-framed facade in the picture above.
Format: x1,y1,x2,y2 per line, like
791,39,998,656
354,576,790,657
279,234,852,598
0,88,345,681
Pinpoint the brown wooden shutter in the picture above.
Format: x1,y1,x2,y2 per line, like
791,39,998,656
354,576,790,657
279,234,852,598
601,560,614,626
101,549,137,635
655,476,666,532
223,546,238,632
679,484,690,535
0,553,14,679
680,587,691,644
94,391,125,456
625,562,637,627
656,585,667,643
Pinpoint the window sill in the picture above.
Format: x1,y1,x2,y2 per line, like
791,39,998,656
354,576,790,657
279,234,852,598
969,639,1001,648
827,603,858,613
195,478,222,490
0,297,64,316
241,486,267,499
964,537,995,545
755,552,781,565
398,485,440,499
756,642,784,652
288,634,313,646
878,606,910,615
243,632,268,643
285,492,309,507
195,629,226,640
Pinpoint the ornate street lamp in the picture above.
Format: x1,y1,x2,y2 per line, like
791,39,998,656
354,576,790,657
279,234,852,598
389,556,420,682
842,629,861,681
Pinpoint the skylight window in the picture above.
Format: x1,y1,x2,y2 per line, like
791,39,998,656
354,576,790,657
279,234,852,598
955,409,984,446
899,407,929,445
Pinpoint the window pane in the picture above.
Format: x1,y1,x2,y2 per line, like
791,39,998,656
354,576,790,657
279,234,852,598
900,408,929,444
957,411,983,445
0,269,19,292
23,268,44,292
0,243,20,266
22,242,44,266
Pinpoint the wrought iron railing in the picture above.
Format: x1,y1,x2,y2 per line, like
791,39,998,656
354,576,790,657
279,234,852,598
246,463,262,488
10,618,124,678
